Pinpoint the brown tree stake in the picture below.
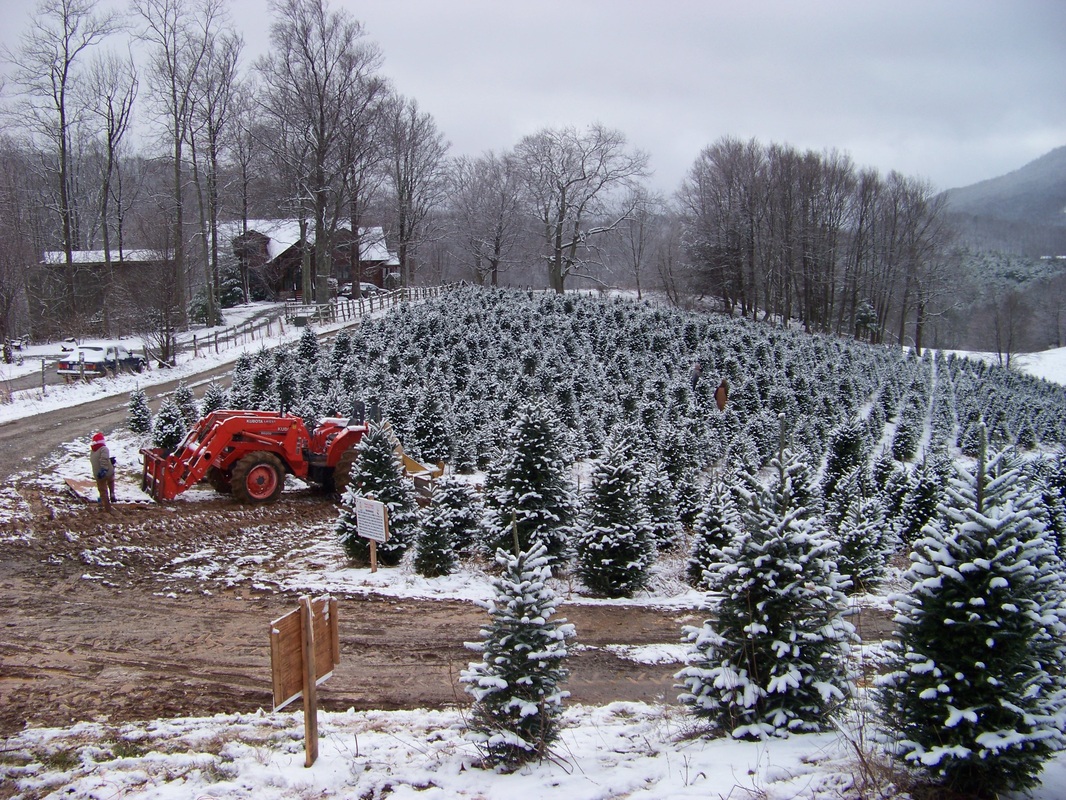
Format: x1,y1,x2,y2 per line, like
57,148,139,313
300,596,319,767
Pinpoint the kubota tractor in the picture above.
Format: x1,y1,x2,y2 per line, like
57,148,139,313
141,410,443,504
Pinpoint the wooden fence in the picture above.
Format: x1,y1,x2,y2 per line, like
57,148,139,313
185,286,445,360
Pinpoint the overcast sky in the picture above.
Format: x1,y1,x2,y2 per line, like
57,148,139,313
4,0,1065,194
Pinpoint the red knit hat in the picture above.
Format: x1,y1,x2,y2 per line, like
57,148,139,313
92,432,105,444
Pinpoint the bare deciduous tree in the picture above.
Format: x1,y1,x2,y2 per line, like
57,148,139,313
134,0,225,325
382,94,450,288
257,0,383,302
451,151,523,286
608,187,666,299
187,23,242,324
85,49,137,334
7,0,119,318
516,124,649,293
0,137,36,342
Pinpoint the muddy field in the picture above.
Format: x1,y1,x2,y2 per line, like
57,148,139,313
0,384,896,741
0,483,719,738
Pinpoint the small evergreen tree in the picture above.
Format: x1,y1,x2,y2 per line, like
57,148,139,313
152,399,187,454
642,460,683,551
248,351,276,408
335,422,419,565
410,384,451,464
172,381,199,427
227,352,254,409
414,477,482,575
127,387,152,435
576,439,655,598
821,419,865,499
276,357,298,415
677,431,853,739
876,431,1066,798
297,325,320,365
483,403,576,562
897,459,944,545
834,492,890,594
890,413,920,462
329,329,352,377
460,543,574,769
218,259,244,307
686,478,743,589
200,382,228,416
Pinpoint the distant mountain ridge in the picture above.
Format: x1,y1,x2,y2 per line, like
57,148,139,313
943,145,1066,226
941,145,1066,254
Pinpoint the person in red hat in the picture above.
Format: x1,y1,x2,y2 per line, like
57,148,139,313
89,432,116,512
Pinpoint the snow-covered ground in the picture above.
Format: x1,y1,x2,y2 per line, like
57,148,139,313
0,302,301,425
4,316,1066,799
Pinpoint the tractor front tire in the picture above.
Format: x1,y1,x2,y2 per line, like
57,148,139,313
332,448,359,495
232,452,285,504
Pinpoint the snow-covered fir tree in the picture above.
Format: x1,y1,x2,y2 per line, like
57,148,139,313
576,437,655,598
172,381,199,427
227,352,254,409
642,459,683,551
127,388,152,435
199,382,228,416
686,477,743,589
152,399,187,454
460,543,574,769
897,458,945,545
676,432,853,739
414,477,482,576
876,431,1066,798
482,403,576,563
334,422,419,566
297,325,319,365
821,419,866,500
831,477,891,595
275,356,298,415
409,384,451,464
248,351,277,409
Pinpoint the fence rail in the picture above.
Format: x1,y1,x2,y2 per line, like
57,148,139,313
184,286,445,361
282,285,442,326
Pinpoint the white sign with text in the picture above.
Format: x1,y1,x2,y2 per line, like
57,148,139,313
355,496,389,542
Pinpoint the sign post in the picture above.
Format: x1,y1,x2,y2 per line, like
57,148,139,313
269,595,339,767
355,496,389,573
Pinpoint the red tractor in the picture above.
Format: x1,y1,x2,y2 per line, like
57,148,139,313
141,410,442,504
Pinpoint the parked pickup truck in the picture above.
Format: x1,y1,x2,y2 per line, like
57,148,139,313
56,343,147,381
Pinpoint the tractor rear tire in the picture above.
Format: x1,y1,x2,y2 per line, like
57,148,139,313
332,448,359,495
206,467,231,494
231,452,285,504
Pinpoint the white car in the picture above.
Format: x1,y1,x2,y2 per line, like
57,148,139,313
56,343,146,381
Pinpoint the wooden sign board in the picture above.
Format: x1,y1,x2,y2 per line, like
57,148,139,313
269,596,339,767
355,496,389,542
270,596,339,711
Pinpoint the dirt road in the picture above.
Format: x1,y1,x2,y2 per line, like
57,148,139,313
0,363,238,486
0,485,701,737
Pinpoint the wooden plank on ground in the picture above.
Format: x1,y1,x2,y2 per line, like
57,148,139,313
64,477,98,500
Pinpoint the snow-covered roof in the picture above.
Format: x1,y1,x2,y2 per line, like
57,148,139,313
217,219,304,262
359,227,392,263
216,219,394,264
40,249,165,265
